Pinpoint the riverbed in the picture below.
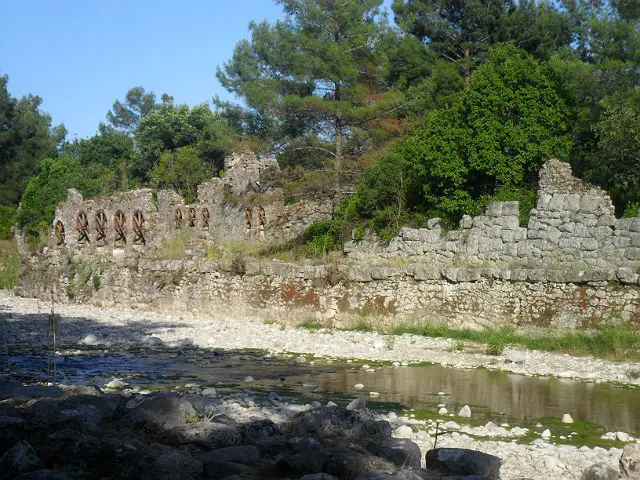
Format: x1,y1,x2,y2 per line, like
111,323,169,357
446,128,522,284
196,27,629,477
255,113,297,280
0,290,637,479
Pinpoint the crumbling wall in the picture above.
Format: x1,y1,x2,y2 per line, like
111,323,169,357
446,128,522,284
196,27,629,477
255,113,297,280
346,159,640,270
51,151,333,255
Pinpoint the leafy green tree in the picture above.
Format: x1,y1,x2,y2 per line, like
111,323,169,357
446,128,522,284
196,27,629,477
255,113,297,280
587,90,640,209
150,146,211,203
356,43,572,225
106,86,157,133
0,75,64,208
134,103,231,183
18,156,105,238
497,0,572,60
217,0,396,200
392,0,507,86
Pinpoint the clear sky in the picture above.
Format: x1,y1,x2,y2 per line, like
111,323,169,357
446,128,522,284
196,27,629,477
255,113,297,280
1,0,394,141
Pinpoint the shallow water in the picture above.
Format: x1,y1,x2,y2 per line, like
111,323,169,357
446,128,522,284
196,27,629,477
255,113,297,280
6,348,640,435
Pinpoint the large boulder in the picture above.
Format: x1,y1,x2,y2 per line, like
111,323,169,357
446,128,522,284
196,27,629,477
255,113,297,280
287,407,391,444
164,421,242,449
424,448,501,479
620,444,640,478
149,443,203,475
581,462,619,480
0,440,40,478
371,437,422,469
322,447,396,480
123,393,196,430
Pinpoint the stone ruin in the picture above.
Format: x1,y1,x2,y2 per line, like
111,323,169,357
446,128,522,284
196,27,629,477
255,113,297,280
346,159,640,270
51,151,333,255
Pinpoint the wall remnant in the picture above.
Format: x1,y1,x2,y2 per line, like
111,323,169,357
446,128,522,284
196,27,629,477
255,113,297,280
51,151,333,255
346,159,640,270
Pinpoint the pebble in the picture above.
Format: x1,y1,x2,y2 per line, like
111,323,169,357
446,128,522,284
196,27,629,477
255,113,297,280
202,387,217,397
105,379,128,390
438,407,448,415
354,383,365,390
244,376,254,383
562,413,574,423
458,405,471,417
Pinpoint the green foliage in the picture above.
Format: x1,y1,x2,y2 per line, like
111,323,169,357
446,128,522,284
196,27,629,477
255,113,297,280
304,220,341,257
623,202,640,218
106,86,157,133
150,146,211,203
154,230,190,260
18,156,107,240
0,75,64,209
92,274,101,291
0,241,21,289
0,206,17,240
298,318,323,330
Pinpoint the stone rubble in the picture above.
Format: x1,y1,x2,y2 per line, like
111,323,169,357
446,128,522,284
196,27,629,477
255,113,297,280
1,290,638,479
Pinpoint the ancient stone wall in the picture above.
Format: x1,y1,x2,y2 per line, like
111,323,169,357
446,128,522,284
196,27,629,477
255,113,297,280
346,160,640,270
51,152,332,255
18,255,640,329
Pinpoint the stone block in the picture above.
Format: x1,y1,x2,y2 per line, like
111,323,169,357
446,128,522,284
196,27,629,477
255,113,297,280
459,215,473,229
537,194,551,210
625,248,640,260
592,226,613,241
445,230,461,241
527,269,547,282
566,193,581,211
442,268,458,282
597,215,616,227
473,216,488,228
486,202,503,217
548,194,566,211
617,267,639,284
499,215,519,230
427,218,441,230
615,218,633,231
510,269,529,281
559,237,582,250
371,267,404,280
630,233,640,248
456,268,481,282
346,267,373,282
501,201,519,217
413,267,441,281
580,195,602,214
630,218,640,233
582,238,599,251
400,228,422,241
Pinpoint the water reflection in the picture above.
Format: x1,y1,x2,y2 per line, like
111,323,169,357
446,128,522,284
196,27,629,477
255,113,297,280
8,352,640,434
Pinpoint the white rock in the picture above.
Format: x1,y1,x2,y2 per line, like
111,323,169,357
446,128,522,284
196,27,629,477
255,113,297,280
346,397,366,411
439,407,448,415
145,336,162,345
458,405,472,417
106,379,128,390
311,400,322,408
202,387,217,397
81,334,99,346
616,431,631,442
295,356,307,364
244,376,254,383
354,383,365,390
442,421,460,430
541,429,551,439
369,391,380,397
395,425,413,437
561,413,574,423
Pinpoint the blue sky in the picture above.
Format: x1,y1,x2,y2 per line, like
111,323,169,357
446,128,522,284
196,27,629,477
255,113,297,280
1,0,394,140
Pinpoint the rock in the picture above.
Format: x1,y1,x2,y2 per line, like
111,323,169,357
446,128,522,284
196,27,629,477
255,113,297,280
105,379,128,390
295,356,307,364
562,413,574,424
239,418,283,445
425,448,501,480
505,350,527,364
438,407,448,415
203,460,255,478
146,336,163,345
287,437,322,453
202,387,218,397
276,450,331,475
347,397,366,411
541,429,551,439
0,440,40,477
323,447,396,480
14,470,73,480
620,443,640,478
617,432,631,442
581,462,619,480
372,437,422,468
354,383,365,390
458,405,471,418
299,474,341,480
197,445,260,465
150,443,203,475
442,421,460,431
244,376,254,383
0,380,62,401
394,425,413,437
167,421,241,449
125,393,196,429
80,334,99,345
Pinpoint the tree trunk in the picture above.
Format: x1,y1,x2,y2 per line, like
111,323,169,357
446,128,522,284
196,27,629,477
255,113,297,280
334,81,343,211
464,47,471,88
